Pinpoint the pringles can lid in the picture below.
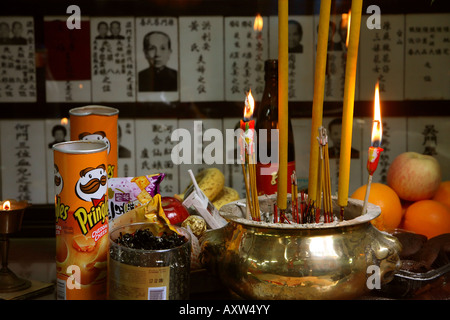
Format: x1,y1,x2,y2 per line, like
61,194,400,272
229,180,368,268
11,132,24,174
69,105,119,117
53,140,108,154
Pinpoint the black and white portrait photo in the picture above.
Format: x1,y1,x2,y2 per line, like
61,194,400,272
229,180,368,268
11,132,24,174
138,31,178,92
136,17,179,102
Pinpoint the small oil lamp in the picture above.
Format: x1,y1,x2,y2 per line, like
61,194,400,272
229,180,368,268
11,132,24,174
0,199,31,292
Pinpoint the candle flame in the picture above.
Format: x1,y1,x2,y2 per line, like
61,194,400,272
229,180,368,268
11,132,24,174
244,90,255,120
254,14,263,31
3,201,11,210
60,117,68,125
346,10,351,48
371,82,382,147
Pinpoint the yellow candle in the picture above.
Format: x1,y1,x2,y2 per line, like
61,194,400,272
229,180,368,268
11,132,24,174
308,0,331,204
337,0,363,209
277,0,288,210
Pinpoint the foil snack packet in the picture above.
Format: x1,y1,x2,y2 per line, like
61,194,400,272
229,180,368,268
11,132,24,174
108,173,165,230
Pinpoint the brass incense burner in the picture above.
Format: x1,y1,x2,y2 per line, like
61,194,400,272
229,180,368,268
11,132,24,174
200,195,401,300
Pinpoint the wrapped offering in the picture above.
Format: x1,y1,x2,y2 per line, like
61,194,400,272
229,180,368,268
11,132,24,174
108,173,165,230
109,193,178,235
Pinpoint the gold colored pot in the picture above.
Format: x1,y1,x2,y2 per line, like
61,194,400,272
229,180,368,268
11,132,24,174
200,195,401,300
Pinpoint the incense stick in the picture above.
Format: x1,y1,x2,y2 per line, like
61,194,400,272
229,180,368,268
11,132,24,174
323,136,333,222
300,190,305,224
362,174,373,215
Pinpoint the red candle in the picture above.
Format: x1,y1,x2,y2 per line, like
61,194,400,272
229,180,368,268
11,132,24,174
367,82,383,175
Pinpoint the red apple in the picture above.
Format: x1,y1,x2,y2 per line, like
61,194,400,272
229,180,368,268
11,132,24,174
161,196,190,225
387,152,441,201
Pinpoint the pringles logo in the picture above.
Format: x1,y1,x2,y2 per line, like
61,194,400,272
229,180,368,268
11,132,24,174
73,164,108,236
78,131,114,178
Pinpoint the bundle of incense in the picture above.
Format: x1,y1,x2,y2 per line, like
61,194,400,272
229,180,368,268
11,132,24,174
242,153,261,221
307,126,333,224
306,127,327,224
240,119,260,221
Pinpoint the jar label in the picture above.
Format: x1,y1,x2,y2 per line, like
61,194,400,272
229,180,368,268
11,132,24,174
109,259,170,300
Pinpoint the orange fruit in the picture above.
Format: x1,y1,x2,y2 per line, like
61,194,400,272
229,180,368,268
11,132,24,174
432,181,450,210
402,199,450,239
351,183,403,231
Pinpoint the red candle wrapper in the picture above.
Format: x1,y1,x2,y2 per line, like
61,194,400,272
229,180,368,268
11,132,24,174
241,120,255,156
367,146,384,175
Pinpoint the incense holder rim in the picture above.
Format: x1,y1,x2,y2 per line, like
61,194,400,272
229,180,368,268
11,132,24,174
219,194,381,230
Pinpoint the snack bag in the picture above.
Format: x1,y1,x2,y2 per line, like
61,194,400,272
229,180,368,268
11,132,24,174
108,193,179,236
108,173,164,230
131,194,179,235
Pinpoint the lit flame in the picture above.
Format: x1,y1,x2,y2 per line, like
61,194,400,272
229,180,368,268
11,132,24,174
346,10,351,48
244,90,255,120
60,117,68,125
254,14,263,31
3,201,11,210
371,82,382,147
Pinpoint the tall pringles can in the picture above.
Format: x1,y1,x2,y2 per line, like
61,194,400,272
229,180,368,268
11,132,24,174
69,105,119,179
53,141,109,300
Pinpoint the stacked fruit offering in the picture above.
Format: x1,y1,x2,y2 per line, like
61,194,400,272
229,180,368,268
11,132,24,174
351,152,450,238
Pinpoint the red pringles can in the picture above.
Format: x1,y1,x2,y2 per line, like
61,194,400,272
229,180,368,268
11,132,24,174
53,141,109,300
69,105,119,179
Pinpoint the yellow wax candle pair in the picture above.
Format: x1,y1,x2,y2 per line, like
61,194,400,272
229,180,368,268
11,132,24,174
307,0,363,211
279,0,363,212
337,0,363,209
308,0,332,205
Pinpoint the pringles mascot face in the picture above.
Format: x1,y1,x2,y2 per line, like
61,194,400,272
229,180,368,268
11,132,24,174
75,164,108,206
79,131,111,155
54,164,64,196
